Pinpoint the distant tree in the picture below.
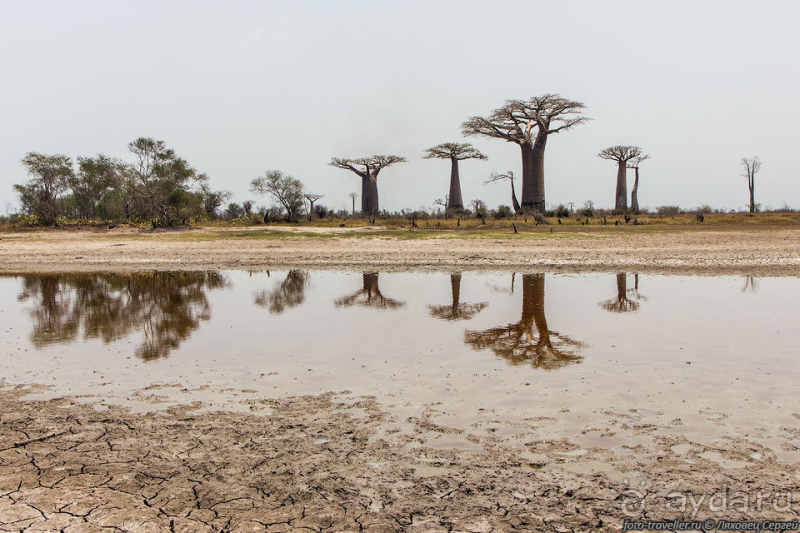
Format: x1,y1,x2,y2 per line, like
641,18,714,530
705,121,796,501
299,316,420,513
242,200,254,216
463,95,587,213
741,156,761,213
225,202,245,219
471,199,487,217
304,193,323,220
627,154,650,213
597,145,643,211
433,196,448,216
329,155,407,216
70,155,120,219
250,170,305,222
199,185,231,218
15,153,74,225
423,143,486,210
127,137,202,226
485,171,521,213
347,192,358,215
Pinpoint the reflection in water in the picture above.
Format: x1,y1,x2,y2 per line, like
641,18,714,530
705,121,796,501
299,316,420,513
428,273,488,321
742,275,758,293
15,272,227,361
600,273,641,313
464,274,584,369
334,273,405,309
254,270,309,314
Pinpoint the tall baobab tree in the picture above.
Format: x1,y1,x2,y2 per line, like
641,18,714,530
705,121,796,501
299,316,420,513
334,273,405,310
485,171,521,213
599,273,640,313
627,154,649,213
428,273,488,321
463,95,587,213
597,146,643,212
348,192,358,215
741,156,761,213
423,143,487,210
329,155,407,216
464,274,583,369
304,193,323,220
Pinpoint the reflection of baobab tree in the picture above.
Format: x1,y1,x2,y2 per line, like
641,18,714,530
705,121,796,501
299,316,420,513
600,273,640,313
428,273,488,321
253,270,309,314
14,272,227,361
627,273,647,301
464,274,583,369
334,273,405,310
741,275,758,293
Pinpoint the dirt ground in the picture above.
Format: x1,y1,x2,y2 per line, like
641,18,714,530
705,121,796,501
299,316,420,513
0,225,799,275
2,385,799,533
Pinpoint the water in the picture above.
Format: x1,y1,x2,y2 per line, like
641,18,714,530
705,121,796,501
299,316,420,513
1,270,798,461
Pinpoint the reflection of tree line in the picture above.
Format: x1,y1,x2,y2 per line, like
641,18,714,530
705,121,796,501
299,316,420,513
18,270,756,369
13,272,227,361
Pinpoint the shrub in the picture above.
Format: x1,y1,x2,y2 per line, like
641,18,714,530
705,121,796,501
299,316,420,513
555,204,570,218
495,205,513,219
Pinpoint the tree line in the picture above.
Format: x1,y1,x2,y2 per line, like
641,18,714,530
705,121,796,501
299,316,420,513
11,94,768,226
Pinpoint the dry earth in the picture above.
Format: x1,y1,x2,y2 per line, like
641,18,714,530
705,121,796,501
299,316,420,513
2,386,799,533
0,226,799,275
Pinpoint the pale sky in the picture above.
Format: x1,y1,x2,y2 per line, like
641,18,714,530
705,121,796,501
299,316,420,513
1,0,798,214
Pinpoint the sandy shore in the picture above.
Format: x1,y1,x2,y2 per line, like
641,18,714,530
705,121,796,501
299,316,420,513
0,225,799,275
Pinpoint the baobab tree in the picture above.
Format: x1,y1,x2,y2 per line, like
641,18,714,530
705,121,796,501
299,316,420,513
423,143,486,210
627,154,649,213
304,193,323,220
464,274,583,370
334,273,405,309
463,95,587,213
741,156,761,213
428,273,488,321
597,146,643,212
599,273,640,313
485,171,521,213
348,192,358,215
329,155,407,217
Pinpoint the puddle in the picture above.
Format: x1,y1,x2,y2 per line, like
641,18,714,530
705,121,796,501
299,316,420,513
1,270,799,461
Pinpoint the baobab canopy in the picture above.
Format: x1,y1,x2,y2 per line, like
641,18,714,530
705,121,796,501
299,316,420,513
329,155,407,216
462,95,588,214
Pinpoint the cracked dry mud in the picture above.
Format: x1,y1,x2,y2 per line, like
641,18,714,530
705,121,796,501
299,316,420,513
2,387,799,532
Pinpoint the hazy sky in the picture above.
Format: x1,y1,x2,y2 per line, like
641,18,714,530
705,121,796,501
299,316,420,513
1,0,798,214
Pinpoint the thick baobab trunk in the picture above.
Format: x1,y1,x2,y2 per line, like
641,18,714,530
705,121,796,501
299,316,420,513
526,133,547,213
363,273,379,300
615,161,628,211
630,167,640,213
447,158,463,210
749,182,755,213
361,174,379,216
519,143,532,211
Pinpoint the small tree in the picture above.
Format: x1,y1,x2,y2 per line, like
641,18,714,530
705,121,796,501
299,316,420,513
471,199,487,217
423,143,486,210
597,145,643,211
347,192,358,215
329,155,406,216
242,200,254,216
304,194,323,220
485,171,521,213
627,154,650,213
250,170,305,222
741,156,761,213
15,153,74,225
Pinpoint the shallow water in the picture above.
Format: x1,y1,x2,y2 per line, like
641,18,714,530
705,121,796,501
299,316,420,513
1,270,798,461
